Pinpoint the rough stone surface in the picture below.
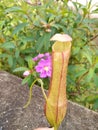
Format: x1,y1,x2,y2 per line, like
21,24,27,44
0,71,98,130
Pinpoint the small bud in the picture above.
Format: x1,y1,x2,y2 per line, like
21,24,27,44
23,70,30,77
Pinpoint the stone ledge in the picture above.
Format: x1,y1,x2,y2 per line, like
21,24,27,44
0,71,98,130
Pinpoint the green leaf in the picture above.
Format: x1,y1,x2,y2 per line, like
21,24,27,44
15,49,20,58
72,46,80,55
85,95,98,103
22,37,34,43
87,0,92,9
12,23,28,35
21,48,34,54
71,1,79,11
44,33,51,50
94,74,98,88
17,57,25,66
75,69,87,78
8,55,13,67
85,68,94,82
35,36,45,52
67,75,76,86
95,63,98,69
25,56,34,69
22,75,31,85
35,33,51,52
5,6,22,13
82,51,92,65
0,53,8,58
1,42,15,49
13,67,28,72
93,100,98,110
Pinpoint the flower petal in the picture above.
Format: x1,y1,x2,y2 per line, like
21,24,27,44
34,53,52,78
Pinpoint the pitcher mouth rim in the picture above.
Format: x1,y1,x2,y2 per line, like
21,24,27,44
50,33,72,42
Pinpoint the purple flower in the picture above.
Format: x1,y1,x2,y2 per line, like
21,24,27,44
44,53,50,57
34,53,52,78
33,53,51,61
33,54,44,61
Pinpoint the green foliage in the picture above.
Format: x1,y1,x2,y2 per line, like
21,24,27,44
0,0,98,111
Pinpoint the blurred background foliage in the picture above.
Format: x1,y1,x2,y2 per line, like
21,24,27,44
0,0,98,111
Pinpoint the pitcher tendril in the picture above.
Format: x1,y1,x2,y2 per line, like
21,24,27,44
23,78,47,108
23,79,38,108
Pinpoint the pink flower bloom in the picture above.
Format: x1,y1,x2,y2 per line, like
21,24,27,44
34,53,52,78
23,70,30,77
33,53,50,61
33,54,44,61
44,53,50,57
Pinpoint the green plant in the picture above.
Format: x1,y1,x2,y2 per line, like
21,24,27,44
0,0,98,111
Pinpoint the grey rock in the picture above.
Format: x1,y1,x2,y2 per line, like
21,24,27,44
0,71,98,130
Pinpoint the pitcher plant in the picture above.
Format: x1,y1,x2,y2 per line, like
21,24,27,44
23,34,72,130
45,34,72,130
